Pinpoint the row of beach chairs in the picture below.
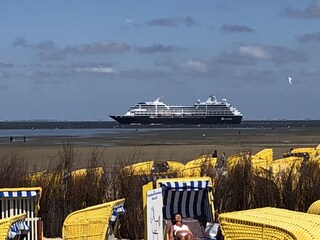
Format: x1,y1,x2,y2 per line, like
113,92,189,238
0,187,125,240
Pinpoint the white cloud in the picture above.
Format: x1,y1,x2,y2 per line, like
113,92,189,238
239,46,271,60
76,67,116,73
180,59,208,73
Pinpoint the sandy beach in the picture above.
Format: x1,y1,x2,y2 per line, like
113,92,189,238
0,126,319,171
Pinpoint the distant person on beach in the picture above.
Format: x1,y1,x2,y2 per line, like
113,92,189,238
10,136,13,142
286,148,294,157
221,152,226,166
212,150,218,158
23,136,26,142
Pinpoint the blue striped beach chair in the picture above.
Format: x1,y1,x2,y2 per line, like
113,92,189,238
0,213,27,240
143,177,216,240
0,187,42,240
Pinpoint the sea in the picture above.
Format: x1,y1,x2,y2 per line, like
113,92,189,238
0,120,319,139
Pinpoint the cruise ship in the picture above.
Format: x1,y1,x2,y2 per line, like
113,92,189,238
109,96,242,125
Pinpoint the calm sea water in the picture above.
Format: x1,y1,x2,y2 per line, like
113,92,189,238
0,128,136,138
0,120,319,138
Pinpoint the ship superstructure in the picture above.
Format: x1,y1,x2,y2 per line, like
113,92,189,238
110,96,242,125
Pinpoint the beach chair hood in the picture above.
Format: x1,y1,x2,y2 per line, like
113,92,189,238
0,187,42,215
157,178,214,222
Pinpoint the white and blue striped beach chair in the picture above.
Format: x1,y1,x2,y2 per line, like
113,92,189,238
0,187,42,240
144,177,216,240
8,218,30,239
109,204,126,226
157,178,214,221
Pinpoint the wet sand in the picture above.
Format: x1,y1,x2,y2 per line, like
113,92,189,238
1,126,319,171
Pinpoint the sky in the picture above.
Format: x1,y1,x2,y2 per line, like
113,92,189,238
0,1,320,121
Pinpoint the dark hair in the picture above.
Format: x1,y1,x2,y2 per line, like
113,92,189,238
171,212,182,225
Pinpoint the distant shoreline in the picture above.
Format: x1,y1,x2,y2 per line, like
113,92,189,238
0,120,320,129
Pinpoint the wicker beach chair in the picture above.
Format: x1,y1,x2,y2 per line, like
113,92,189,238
62,198,125,240
307,200,320,215
219,207,320,240
182,154,217,177
0,187,42,240
0,213,27,239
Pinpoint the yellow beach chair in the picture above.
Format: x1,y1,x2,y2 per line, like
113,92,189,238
122,161,154,175
182,154,217,177
0,187,42,240
62,198,125,240
307,200,320,215
0,213,27,239
166,160,185,175
123,160,185,177
271,156,303,179
219,207,320,240
227,149,273,172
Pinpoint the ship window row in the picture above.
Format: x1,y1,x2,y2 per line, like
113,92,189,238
170,107,229,111
131,110,233,116
131,106,169,110
134,104,162,106
133,105,228,108
131,106,230,111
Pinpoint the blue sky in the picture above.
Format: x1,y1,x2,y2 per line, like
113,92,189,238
1,1,320,121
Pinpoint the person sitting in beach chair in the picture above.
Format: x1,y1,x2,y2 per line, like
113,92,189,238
168,213,195,240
